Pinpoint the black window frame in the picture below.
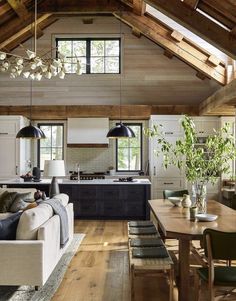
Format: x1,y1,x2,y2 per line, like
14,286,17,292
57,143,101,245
116,123,143,172
56,37,121,74
37,123,64,171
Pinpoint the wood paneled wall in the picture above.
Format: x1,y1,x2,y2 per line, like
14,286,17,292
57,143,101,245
0,16,220,109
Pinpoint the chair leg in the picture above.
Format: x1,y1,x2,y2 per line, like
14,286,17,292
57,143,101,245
169,268,174,301
35,286,39,291
194,270,200,301
130,264,135,301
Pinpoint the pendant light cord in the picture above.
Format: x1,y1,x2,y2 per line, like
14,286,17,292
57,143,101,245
34,0,37,55
119,2,122,123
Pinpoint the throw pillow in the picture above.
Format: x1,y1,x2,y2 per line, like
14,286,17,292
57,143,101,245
0,191,17,213
9,192,34,213
0,212,22,240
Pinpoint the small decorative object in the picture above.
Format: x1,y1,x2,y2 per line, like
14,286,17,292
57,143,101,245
189,206,198,220
34,190,47,201
146,115,236,214
20,172,33,182
182,194,192,208
108,166,115,176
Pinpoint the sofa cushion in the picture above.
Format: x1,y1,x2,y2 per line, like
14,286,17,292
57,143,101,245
0,191,17,213
16,203,53,240
0,188,36,199
0,212,14,220
0,212,22,240
53,193,69,207
9,192,33,213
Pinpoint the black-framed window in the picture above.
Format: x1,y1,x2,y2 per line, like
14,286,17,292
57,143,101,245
37,124,64,170
56,38,121,74
116,124,142,172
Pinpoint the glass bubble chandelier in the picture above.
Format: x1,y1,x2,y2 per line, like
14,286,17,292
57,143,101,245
0,0,82,81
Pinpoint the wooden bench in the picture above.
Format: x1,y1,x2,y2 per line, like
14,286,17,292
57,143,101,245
128,224,174,301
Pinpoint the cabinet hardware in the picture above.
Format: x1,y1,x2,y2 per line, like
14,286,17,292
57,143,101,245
0,132,8,135
15,166,18,175
164,132,173,135
154,166,156,176
164,182,174,185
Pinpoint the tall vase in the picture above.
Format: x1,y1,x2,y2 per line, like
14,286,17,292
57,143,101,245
192,182,207,214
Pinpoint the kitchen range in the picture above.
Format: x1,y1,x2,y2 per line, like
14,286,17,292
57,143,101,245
70,171,106,180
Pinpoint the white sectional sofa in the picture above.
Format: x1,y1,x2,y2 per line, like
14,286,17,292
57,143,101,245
0,188,74,288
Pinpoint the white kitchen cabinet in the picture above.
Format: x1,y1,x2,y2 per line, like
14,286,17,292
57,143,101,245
149,115,186,199
67,118,109,146
0,116,30,178
192,117,219,137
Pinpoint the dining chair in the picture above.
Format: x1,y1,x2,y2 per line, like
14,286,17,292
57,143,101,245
194,228,236,301
163,189,189,199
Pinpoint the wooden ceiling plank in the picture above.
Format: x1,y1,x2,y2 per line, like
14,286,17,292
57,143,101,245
0,14,52,50
133,0,146,15
7,0,29,20
145,0,236,59
0,2,11,16
114,11,226,84
199,79,236,115
183,0,199,10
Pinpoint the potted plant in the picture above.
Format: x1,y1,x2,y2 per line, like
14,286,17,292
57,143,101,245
146,116,236,213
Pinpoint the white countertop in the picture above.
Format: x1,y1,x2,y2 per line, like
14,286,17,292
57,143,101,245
0,178,151,185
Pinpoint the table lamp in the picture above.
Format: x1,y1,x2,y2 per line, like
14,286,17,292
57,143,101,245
44,160,65,198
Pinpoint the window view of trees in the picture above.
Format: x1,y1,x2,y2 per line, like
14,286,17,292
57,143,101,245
38,124,64,170
116,124,142,171
56,38,120,74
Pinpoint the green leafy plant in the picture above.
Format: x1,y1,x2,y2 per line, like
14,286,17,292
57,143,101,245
146,116,236,185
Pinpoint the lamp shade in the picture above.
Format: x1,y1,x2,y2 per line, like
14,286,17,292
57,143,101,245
16,124,46,139
106,122,135,138
44,160,65,177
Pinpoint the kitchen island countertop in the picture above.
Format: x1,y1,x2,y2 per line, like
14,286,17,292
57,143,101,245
0,178,151,185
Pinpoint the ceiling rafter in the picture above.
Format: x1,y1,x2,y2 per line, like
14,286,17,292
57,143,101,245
7,0,29,20
199,79,236,115
145,0,236,59
133,0,146,15
113,10,226,84
183,0,199,10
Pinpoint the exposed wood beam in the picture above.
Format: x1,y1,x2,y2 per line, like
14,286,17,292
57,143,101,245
0,14,53,50
132,27,141,37
113,11,226,84
145,0,236,59
199,79,236,115
163,49,174,59
196,71,207,81
37,0,121,13
7,0,29,20
170,30,184,42
207,54,221,67
0,105,199,119
183,0,199,9
0,3,12,16
133,0,146,16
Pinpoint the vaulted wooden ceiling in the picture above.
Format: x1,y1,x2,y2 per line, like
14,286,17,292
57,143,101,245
0,0,236,115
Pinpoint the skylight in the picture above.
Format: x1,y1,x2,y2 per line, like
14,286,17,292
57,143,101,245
146,4,228,63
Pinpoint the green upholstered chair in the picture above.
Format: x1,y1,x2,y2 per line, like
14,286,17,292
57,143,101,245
163,189,189,199
195,228,236,301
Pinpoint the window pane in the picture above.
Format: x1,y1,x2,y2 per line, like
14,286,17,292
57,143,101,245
91,40,104,56
40,148,51,170
105,57,119,73
117,148,129,170
73,40,86,57
130,148,141,170
40,126,51,147
52,148,63,160
105,40,119,56
77,57,86,74
57,40,72,57
116,124,142,171
52,126,63,147
117,138,129,148
91,57,104,73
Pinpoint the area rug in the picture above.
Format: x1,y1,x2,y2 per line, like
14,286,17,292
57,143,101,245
0,233,85,301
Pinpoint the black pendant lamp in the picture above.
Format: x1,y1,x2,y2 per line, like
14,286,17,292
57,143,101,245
106,8,135,139
16,2,45,140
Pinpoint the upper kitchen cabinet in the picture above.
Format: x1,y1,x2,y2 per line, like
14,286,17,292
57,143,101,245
67,118,109,147
150,115,183,137
192,117,219,137
0,116,30,178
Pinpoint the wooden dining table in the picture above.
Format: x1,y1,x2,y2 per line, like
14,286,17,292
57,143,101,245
148,199,236,301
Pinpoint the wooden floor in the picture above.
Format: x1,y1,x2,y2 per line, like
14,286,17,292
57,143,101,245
52,220,236,301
